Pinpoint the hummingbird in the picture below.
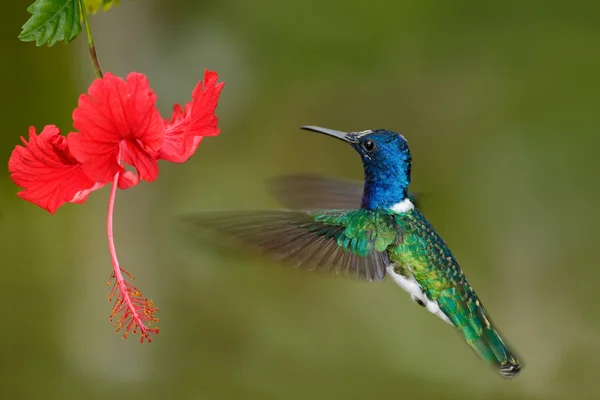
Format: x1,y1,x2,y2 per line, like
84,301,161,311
188,126,522,378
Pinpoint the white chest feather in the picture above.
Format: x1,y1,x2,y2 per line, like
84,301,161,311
386,265,452,324
390,198,415,213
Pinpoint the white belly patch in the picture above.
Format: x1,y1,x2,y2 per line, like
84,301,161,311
386,265,452,325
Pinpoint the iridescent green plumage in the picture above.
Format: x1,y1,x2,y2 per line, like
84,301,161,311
187,126,522,378
390,208,520,377
187,205,521,377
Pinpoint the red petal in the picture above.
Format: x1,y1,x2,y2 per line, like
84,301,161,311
8,126,102,214
71,182,105,203
183,136,204,160
70,72,165,183
159,70,224,163
67,131,122,184
118,171,139,190
121,139,159,182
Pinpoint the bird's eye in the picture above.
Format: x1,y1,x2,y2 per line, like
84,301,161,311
361,139,376,152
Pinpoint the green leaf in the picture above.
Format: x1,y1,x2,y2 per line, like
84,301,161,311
19,0,82,46
84,0,121,15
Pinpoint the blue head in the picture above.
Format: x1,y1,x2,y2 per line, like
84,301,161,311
302,126,412,209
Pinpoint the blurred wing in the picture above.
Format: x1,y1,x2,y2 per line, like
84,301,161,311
267,174,363,209
268,174,427,209
184,209,399,282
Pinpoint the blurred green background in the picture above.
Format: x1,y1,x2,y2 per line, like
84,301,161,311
2,0,600,399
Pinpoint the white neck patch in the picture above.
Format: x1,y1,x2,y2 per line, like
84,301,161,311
390,198,414,213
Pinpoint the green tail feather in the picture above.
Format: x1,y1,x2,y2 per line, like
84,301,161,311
457,306,522,378
435,285,521,377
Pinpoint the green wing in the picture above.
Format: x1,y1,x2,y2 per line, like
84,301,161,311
268,174,427,210
184,209,400,282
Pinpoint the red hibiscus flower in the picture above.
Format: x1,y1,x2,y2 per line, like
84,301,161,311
8,70,224,342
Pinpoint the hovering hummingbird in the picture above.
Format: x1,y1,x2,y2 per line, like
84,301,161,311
188,126,522,378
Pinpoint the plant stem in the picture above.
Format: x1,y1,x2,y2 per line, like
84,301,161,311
79,0,103,78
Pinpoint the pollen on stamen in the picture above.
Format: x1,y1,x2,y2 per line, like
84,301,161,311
107,268,159,343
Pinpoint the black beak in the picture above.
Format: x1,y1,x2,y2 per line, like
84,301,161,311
300,126,356,143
